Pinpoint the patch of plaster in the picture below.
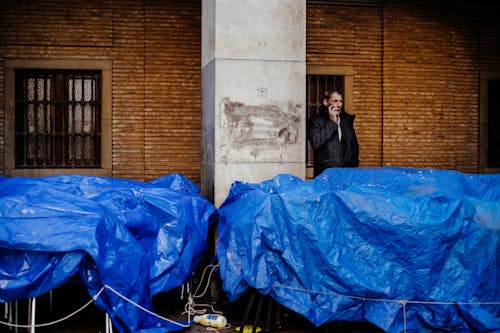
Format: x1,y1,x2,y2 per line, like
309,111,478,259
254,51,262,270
219,97,301,161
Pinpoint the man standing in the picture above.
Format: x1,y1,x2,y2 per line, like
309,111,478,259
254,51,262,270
307,90,359,177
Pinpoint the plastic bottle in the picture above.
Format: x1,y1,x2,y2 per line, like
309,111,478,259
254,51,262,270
193,314,227,329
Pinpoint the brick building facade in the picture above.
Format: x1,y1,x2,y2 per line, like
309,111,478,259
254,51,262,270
1,0,499,185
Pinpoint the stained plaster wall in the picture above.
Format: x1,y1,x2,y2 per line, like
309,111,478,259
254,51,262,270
202,0,306,206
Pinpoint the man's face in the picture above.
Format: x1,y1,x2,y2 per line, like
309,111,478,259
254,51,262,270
328,92,343,110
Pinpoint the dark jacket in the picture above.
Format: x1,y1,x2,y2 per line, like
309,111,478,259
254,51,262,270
307,107,359,177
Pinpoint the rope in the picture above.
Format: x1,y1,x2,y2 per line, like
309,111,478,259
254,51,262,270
102,285,191,328
183,263,231,332
273,284,500,333
183,264,224,317
194,264,220,299
0,287,106,329
0,264,225,330
0,283,192,330
2,270,498,332
273,284,500,306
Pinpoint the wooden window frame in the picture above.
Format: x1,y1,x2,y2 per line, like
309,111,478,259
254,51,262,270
306,65,354,179
5,59,112,177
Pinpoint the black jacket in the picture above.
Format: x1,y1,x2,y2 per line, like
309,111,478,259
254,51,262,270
307,107,359,177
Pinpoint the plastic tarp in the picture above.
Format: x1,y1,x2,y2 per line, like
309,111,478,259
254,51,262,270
217,167,500,332
0,174,217,333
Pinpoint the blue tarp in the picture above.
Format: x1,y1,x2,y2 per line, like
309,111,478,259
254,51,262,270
0,174,217,333
217,167,500,332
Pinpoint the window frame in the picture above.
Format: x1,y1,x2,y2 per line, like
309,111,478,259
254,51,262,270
479,71,500,174
306,65,353,179
5,59,112,177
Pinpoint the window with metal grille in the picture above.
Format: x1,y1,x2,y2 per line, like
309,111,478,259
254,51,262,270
487,79,500,168
306,74,344,167
15,69,102,168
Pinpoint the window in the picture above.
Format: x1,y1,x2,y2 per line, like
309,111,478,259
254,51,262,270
15,69,102,168
5,60,112,177
486,80,500,167
305,65,353,178
480,72,500,173
306,75,345,119
306,74,344,168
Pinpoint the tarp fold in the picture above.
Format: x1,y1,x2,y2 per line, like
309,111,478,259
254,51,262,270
0,174,217,333
217,167,500,332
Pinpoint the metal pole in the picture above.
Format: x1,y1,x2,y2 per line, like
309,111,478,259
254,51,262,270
30,298,36,333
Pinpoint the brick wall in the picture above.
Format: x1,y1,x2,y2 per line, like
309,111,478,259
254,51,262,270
307,0,500,173
383,0,479,172
0,0,201,182
112,0,147,180
307,1,384,167
1,0,499,182
144,0,202,181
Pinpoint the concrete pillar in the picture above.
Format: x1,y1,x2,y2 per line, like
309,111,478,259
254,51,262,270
202,0,306,207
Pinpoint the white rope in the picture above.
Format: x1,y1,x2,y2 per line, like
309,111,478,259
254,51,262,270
15,268,494,332
273,284,500,333
0,287,106,329
0,263,225,331
193,264,219,299
183,264,231,331
0,282,193,330
273,284,500,306
183,264,224,317
102,284,191,328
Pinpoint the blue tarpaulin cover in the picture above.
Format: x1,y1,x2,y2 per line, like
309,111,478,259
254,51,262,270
0,174,217,333
217,167,500,332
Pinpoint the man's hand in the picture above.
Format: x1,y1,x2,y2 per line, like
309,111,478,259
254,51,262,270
328,105,340,123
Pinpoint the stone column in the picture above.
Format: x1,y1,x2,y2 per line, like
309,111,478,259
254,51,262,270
202,0,306,207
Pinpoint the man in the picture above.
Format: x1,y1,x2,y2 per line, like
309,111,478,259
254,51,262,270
307,90,359,177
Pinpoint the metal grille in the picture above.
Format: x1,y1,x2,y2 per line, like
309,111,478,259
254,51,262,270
488,79,500,167
306,74,344,167
15,69,102,168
